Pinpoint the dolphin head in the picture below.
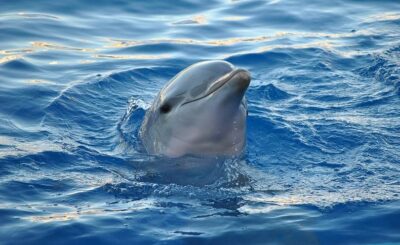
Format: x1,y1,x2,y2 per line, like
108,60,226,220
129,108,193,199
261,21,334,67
140,60,251,157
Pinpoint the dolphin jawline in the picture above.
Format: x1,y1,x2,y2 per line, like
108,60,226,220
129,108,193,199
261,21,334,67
181,68,249,106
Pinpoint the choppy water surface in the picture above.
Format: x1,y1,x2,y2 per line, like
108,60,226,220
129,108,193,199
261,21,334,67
1,0,400,244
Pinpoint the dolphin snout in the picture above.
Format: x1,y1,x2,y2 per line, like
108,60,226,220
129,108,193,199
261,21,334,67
231,68,251,91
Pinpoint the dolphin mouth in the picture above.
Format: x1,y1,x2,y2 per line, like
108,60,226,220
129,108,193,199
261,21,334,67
181,68,250,106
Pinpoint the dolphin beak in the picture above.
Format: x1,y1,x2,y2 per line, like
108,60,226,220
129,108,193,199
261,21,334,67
232,68,251,90
181,67,251,106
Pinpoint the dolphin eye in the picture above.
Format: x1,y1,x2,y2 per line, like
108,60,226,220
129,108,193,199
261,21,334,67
160,103,172,114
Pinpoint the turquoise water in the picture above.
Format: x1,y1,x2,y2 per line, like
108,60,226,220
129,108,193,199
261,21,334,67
0,0,400,244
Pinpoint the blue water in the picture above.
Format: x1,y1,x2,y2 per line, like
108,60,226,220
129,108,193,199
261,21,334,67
1,0,400,244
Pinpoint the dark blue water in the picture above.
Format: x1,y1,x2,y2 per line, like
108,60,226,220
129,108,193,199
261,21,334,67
1,0,400,244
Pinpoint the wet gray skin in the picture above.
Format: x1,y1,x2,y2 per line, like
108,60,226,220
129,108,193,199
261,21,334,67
139,60,251,157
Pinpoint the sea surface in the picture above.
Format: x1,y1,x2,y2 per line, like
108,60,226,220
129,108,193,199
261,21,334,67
0,0,399,244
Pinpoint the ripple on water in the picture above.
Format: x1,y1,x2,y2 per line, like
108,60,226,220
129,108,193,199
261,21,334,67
0,0,400,243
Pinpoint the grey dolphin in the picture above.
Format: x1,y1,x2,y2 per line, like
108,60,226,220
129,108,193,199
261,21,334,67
139,60,251,157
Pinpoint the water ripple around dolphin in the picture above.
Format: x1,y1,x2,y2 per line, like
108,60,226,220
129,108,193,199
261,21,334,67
0,0,399,243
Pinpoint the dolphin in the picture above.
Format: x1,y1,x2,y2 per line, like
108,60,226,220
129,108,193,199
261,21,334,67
139,60,251,157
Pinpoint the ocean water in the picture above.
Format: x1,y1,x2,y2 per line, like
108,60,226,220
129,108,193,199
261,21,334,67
0,0,399,244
